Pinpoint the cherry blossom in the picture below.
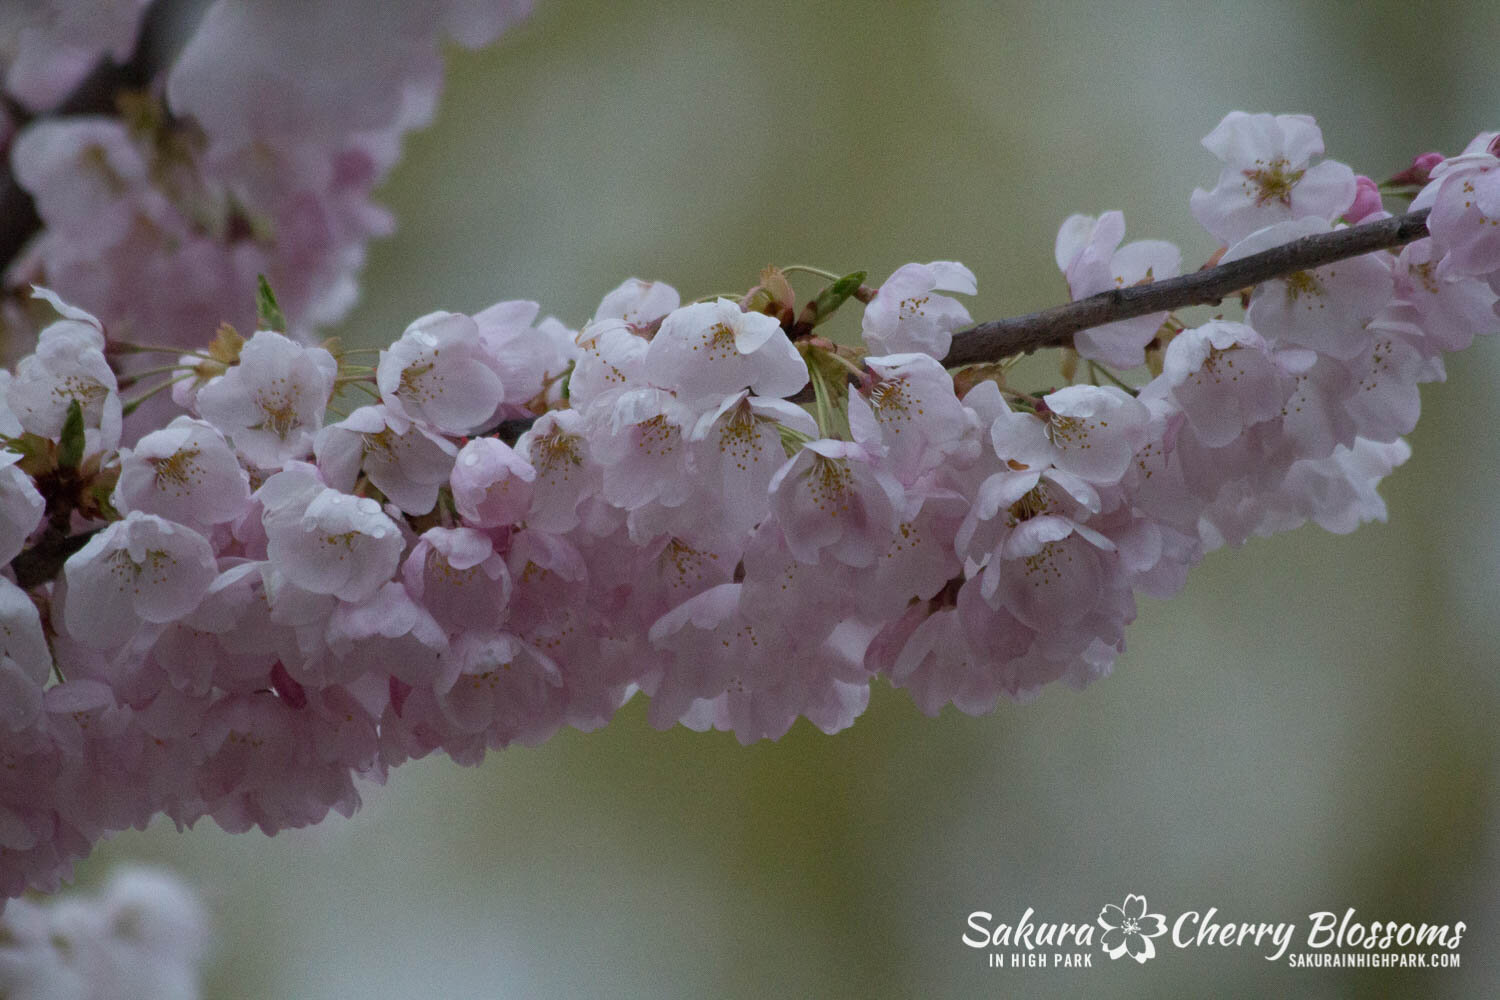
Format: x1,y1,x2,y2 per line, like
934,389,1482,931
314,404,457,515
860,261,976,357
1224,218,1394,360
848,352,974,485
643,298,808,405
0,454,45,566
767,439,903,567
0,0,153,111
258,465,403,603
1054,212,1182,368
195,330,337,469
61,513,219,650
0,577,50,731
377,311,507,435
0,866,208,1000
5,292,121,452
1189,111,1357,244
114,418,252,533
1415,131,1500,280
450,437,536,527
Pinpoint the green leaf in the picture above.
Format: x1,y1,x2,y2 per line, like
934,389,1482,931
807,271,867,327
58,400,85,470
256,274,286,333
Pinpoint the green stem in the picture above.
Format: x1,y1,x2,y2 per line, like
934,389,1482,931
111,342,217,361
122,373,195,415
118,362,194,385
782,264,843,281
809,364,834,437
340,379,382,400
825,351,868,380
1090,362,1137,394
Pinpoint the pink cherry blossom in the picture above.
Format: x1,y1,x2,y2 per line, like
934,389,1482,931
1380,237,1499,354
589,387,699,511
767,439,903,567
450,436,536,527
114,417,252,533
1148,320,1294,447
1190,111,1357,244
1054,212,1181,368
860,261,976,358
0,865,208,1000
0,578,50,731
195,330,337,469
402,527,512,635
0,454,46,566
258,465,403,603
513,409,601,534
594,277,680,330
314,404,457,515
472,300,577,418
1224,218,1394,360
644,298,808,405
569,319,650,409
848,352,974,485
1,1,153,111
377,311,507,435
62,513,219,650
686,391,817,542
6,291,121,452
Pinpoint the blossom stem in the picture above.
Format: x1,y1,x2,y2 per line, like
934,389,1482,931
339,379,382,400
782,265,844,281
943,208,1430,367
824,349,868,380
1089,362,1137,395
117,363,194,386
121,372,195,415
110,343,217,362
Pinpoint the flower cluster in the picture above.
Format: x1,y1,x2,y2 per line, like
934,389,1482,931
0,1,153,113
0,866,207,999
3,0,531,351
0,112,1495,905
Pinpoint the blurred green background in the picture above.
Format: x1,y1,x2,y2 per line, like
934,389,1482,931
83,0,1500,995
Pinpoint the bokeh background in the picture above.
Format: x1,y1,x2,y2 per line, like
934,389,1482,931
76,0,1500,995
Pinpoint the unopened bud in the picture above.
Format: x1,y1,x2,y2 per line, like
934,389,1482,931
1345,175,1383,224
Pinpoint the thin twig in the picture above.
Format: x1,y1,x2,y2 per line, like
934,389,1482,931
942,209,1431,366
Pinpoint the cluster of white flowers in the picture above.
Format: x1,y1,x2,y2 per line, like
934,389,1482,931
0,111,1495,911
0,867,207,1000
2,0,531,352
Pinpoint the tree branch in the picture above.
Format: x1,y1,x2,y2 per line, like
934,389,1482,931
941,208,1431,367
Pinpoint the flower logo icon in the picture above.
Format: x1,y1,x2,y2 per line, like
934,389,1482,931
1097,894,1168,964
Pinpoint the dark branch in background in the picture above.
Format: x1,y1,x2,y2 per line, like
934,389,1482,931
0,0,206,278
942,209,1432,367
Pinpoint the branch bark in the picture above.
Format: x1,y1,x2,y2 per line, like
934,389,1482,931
941,208,1431,367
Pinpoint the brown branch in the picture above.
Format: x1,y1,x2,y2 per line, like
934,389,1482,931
941,208,1431,367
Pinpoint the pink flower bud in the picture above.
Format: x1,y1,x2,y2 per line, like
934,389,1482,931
1345,175,1384,223
1388,151,1445,187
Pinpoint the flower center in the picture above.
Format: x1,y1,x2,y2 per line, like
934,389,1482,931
150,447,204,495
1283,270,1324,301
1242,157,1305,206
